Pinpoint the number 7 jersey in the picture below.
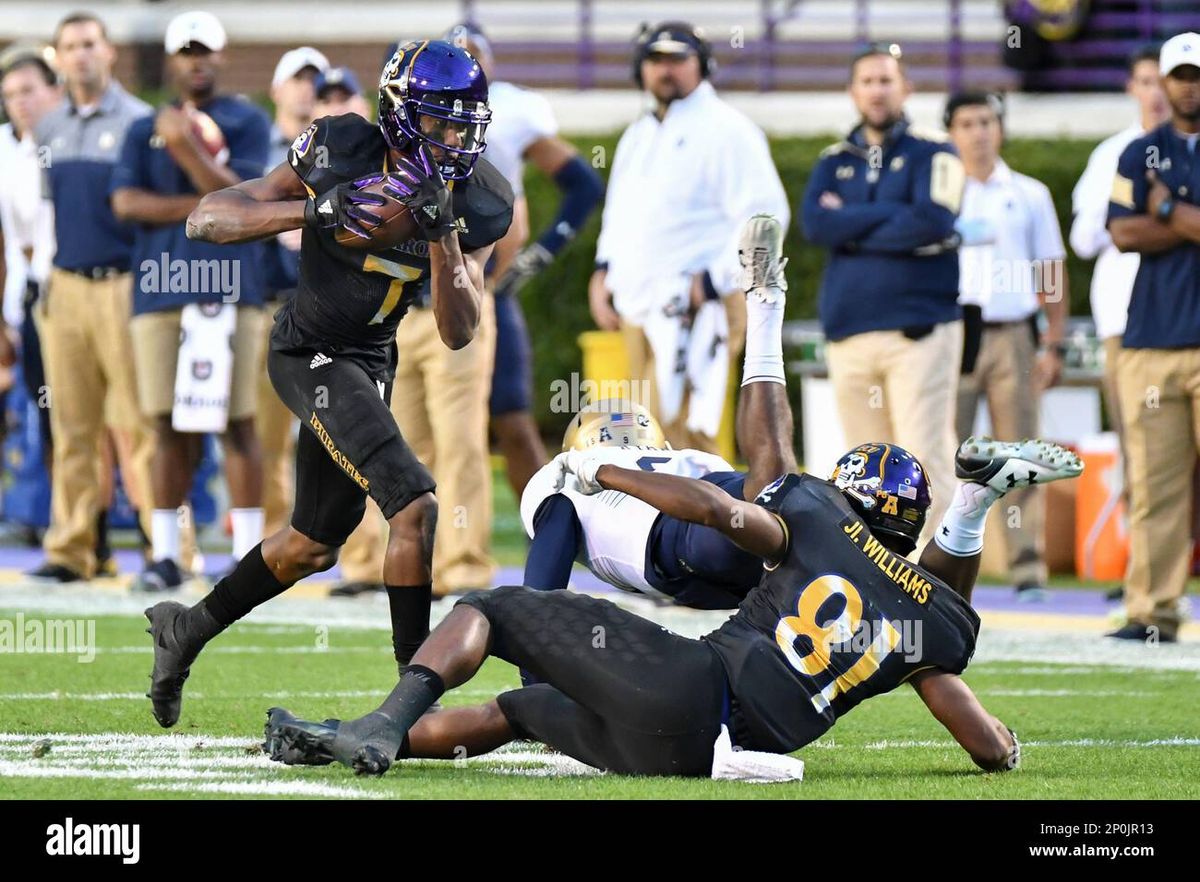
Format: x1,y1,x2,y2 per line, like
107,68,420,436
703,472,981,753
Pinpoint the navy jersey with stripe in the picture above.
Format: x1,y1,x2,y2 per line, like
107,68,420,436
703,473,980,753
273,113,513,381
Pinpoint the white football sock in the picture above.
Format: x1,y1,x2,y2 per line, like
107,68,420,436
741,293,786,386
151,508,181,563
933,481,1004,557
230,507,265,560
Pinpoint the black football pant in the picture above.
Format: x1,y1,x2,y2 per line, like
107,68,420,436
267,346,435,546
457,586,727,776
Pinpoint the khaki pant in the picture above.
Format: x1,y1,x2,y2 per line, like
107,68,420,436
340,295,497,592
256,303,297,535
37,269,155,577
826,320,964,550
621,293,747,454
1116,346,1200,638
957,321,1044,585
1101,335,1132,507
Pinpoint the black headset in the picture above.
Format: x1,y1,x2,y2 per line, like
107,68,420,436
631,21,714,88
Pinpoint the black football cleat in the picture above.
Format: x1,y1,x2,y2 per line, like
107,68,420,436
144,601,221,727
956,437,1083,494
330,711,408,776
264,707,340,766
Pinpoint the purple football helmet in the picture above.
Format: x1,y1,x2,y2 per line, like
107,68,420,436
830,442,932,555
378,39,491,180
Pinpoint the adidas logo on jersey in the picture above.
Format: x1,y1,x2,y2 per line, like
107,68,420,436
309,352,332,369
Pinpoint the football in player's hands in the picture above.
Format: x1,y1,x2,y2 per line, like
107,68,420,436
382,145,456,242
306,174,421,251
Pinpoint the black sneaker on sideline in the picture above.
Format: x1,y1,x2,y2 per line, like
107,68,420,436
1015,582,1047,603
25,562,85,584
329,581,385,598
133,558,184,593
1105,622,1176,644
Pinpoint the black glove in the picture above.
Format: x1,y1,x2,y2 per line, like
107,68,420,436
382,145,455,241
494,242,553,298
304,173,389,241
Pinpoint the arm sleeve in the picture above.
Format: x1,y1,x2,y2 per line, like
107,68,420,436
1069,143,1115,259
522,494,583,591
108,117,151,195
535,153,605,256
854,145,964,254
226,106,271,182
800,154,895,247
1106,141,1149,225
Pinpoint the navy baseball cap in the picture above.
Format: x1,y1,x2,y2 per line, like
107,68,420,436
315,66,362,98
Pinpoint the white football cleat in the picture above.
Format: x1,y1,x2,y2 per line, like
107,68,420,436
738,213,788,304
955,437,1083,495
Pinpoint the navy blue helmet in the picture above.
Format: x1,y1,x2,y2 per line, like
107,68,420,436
830,443,931,555
378,39,491,180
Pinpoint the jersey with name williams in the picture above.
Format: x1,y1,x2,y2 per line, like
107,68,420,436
702,473,980,754
274,113,514,380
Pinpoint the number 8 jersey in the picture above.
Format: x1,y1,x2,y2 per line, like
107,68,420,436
703,473,981,754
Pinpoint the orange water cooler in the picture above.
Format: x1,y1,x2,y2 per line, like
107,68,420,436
1075,432,1129,580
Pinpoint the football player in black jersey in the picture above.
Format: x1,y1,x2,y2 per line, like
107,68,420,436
263,216,1082,778
139,40,514,729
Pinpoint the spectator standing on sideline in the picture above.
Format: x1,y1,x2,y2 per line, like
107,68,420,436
801,42,966,548
1105,32,1200,644
946,90,1069,600
0,46,59,461
590,21,788,453
29,13,155,583
111,11,271,591
1071,46,1169,489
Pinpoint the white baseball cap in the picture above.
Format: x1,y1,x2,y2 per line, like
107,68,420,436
1160,32,1200,76
164,11,227,55
272,47,330,88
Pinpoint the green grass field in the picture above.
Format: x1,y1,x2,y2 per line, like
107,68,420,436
1,605,1197,800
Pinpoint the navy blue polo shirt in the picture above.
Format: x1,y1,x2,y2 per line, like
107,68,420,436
35,81,151,272
1108,123,1200,349
800,118,963,341
110,94,271,315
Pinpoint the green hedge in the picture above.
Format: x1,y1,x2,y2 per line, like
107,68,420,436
519,133,1104,439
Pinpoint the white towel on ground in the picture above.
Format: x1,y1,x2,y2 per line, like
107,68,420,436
710,725,805,783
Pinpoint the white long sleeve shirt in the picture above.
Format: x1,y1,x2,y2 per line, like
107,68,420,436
1070,123,1144,340
595,81,789,324
0,122,55,326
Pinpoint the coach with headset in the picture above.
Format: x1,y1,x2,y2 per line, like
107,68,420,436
589,21,789,453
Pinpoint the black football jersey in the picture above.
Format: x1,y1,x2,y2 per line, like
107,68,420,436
271,113,514,380
703,473,980,754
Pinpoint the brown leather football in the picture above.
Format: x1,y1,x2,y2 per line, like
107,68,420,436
333,178,420,250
